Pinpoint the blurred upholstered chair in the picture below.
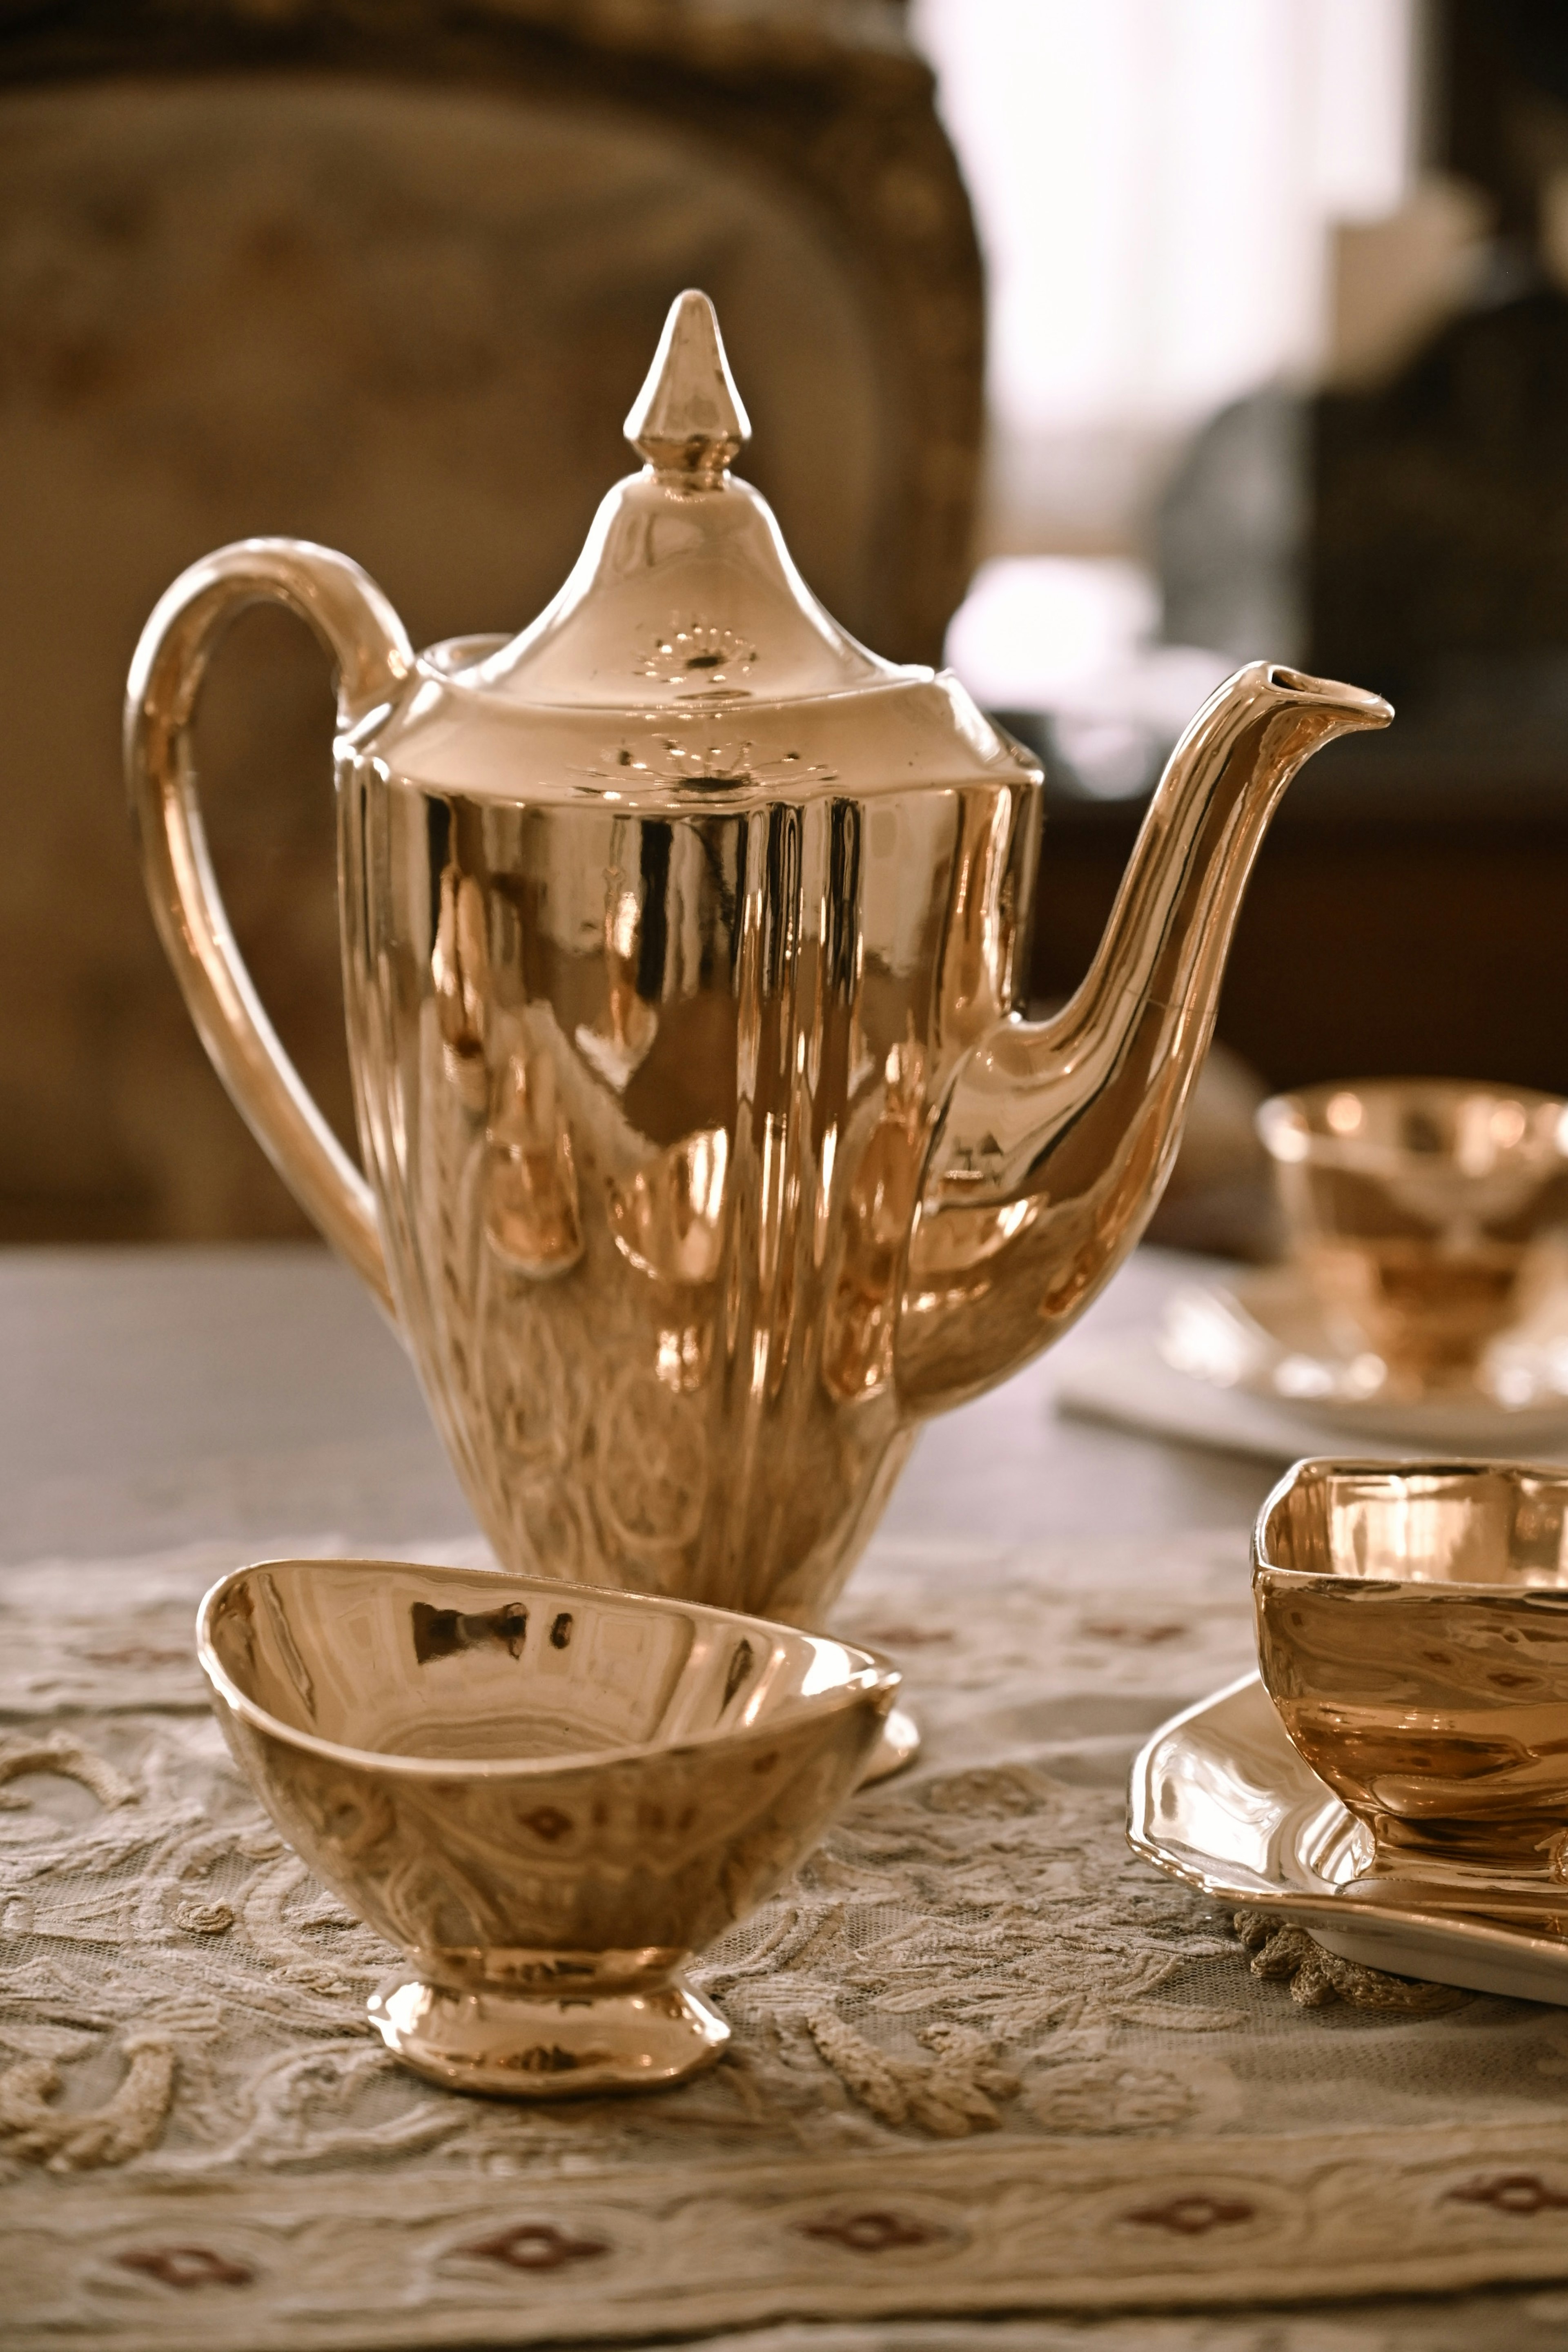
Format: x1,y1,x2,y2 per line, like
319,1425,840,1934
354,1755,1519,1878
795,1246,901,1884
0,0,982,1238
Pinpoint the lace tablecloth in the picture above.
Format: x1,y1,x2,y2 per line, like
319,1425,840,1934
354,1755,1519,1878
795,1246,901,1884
8,1527,1568,2351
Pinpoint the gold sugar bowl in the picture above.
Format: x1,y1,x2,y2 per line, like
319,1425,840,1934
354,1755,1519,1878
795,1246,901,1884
198,1556,897,2096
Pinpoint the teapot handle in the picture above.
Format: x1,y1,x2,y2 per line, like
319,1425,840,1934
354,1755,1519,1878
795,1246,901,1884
125,539,414,1320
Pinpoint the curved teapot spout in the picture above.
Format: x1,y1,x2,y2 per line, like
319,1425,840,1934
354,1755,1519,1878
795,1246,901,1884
896,662,1392,1414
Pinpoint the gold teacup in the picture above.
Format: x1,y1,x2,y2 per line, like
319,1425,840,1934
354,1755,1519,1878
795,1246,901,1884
1256,1080,1568,1390
198,1558,897,2096
1254,1459,1568,1904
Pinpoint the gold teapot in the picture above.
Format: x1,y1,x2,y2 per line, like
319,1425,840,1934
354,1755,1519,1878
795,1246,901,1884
128,293,1390,1628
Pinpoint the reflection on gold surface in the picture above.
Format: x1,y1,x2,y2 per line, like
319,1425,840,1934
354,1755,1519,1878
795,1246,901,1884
609,1127,728,1286
576,867,660,1088
823,1034,927,1401
198,1556,896,2095
483,1047,583,1280
130,296,1388,1627
432,868,490,1109
1256,1459,1568,1898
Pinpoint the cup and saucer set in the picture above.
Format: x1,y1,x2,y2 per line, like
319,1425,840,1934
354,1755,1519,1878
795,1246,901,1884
1135,1080,1568,2004
1163,1078,1568,1452
1133,1455,1568,2007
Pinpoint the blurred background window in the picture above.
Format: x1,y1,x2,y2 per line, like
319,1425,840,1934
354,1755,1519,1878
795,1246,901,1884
913,0,1421,559
6,0,1568,1253
914,0,1568,1249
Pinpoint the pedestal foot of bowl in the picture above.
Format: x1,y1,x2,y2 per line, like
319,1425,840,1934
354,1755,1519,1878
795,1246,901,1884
367,1971,729,2098
858,1704,920,1786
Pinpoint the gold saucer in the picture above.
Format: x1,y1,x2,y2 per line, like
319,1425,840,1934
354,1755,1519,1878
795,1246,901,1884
1129,1675,1568,2005
1161,1267,1568,1443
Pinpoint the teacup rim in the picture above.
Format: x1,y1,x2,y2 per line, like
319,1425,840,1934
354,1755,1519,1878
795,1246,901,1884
1256,1076,1568,1163
1252,1454,1568,1596
196,1554,900,1779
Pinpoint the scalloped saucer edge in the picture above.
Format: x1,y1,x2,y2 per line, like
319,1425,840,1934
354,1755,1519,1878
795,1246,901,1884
1129,1675,1568,2006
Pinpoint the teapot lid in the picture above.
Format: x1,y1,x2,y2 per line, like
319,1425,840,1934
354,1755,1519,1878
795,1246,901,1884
461,291,902,713
374,292,1035,809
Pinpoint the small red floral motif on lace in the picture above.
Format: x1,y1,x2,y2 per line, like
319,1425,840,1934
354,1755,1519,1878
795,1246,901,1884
800,2210,942,2253
1447,2173,1568,2216
82,1644,191,1669
520,1807,573,1844
852,1625,954,1649
1080,1619,1189,1646
461,2223,608,2271
115,2247,253,2289
1125,2194,1254,2236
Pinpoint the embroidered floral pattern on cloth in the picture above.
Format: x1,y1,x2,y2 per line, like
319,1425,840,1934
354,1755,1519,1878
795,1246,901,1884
7,1531,1568,2350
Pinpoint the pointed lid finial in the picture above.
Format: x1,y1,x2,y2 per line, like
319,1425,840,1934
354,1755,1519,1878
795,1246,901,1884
625,290,751,479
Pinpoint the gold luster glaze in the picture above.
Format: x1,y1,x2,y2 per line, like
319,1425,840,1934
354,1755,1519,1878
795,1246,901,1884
1255,1458,1568,1899
197,1558,898,2095
1258,1080,1568,1392
1129,1676,1568,1993
130,293,1390,1627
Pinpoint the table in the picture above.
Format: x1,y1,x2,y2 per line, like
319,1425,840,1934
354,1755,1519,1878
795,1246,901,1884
3,1241,1564,2351
0,1243,1268,1570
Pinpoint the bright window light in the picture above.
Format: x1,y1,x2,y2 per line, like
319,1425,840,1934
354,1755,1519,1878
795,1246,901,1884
909,0,1417,436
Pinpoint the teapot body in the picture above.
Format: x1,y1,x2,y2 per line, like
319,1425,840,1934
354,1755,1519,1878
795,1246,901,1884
339,669,1039,1623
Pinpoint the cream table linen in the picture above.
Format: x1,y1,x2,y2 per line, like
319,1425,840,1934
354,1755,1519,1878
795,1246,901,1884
4,1246,1568,2351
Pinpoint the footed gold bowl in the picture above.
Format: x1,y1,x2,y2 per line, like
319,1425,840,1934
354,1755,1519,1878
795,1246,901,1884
198,1558,897,2096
